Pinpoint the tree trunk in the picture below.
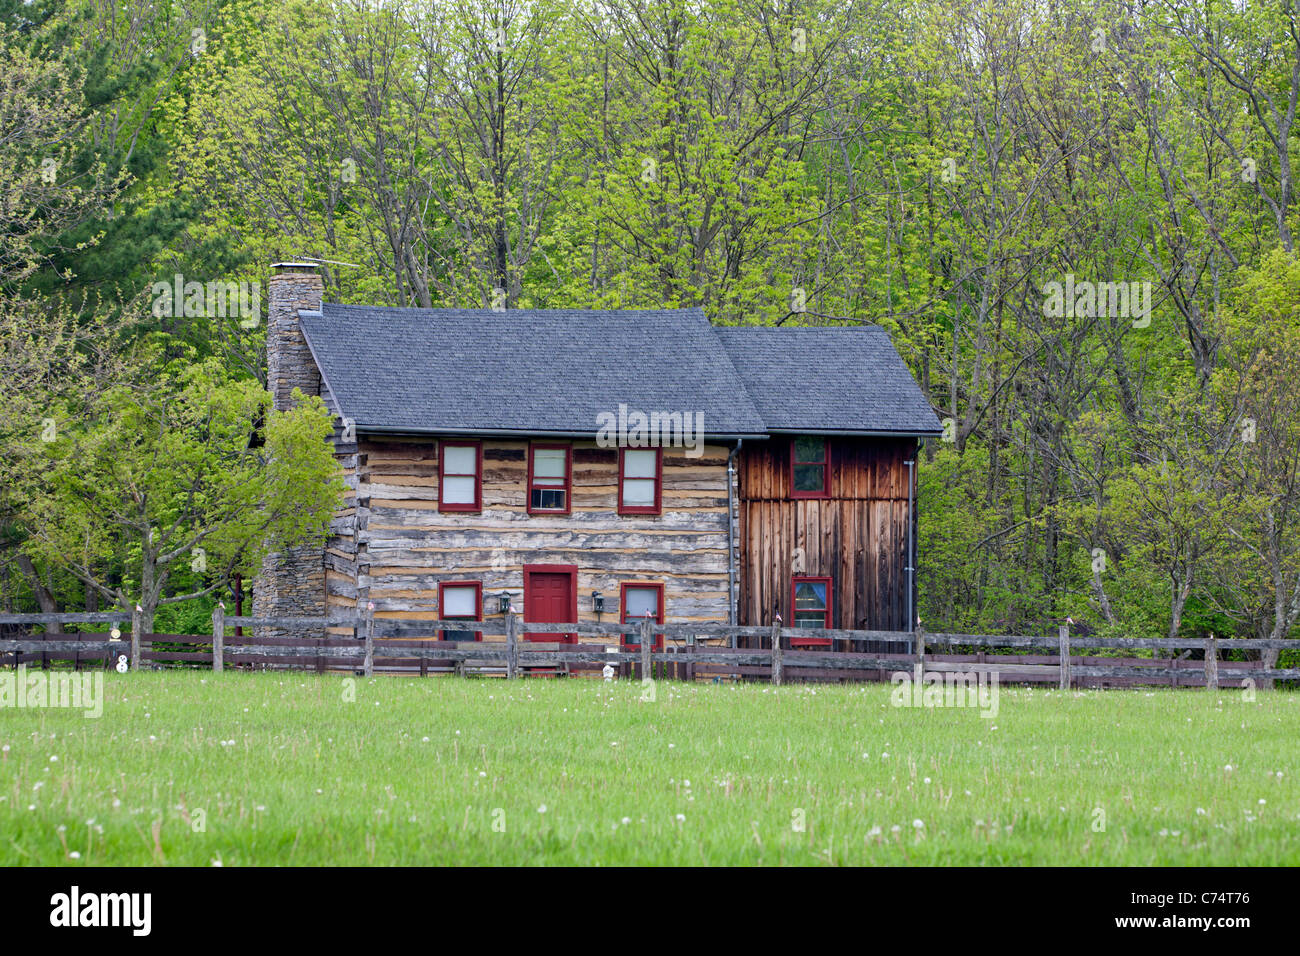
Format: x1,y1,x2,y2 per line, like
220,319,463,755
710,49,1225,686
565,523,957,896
15,555,62,633
1261,611,1285,690
1260,644,1280,691
1165,571,1192,658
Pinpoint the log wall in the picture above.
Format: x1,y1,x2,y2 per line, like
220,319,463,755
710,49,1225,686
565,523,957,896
323,437,733,640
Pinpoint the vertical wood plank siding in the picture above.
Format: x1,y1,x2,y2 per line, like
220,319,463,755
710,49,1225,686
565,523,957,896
737,437,915,631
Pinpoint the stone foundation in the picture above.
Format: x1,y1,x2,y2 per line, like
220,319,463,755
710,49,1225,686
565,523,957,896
253,545,327,639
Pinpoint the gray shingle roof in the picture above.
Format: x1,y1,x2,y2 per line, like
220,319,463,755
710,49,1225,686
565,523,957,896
301,305,767,436
298,305,940,437
714,326,943,435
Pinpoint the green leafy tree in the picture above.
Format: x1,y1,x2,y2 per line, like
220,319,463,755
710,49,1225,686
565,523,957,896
17,347,343,635
1208,249,1300,668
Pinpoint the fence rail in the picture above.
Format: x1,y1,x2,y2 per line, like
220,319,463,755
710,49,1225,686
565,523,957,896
1,610,1296,689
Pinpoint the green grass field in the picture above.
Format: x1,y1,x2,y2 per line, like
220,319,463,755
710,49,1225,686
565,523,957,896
1,671,1297,865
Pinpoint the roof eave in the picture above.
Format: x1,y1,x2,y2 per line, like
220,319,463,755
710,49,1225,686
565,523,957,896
355,424,772,441
761,427,943,438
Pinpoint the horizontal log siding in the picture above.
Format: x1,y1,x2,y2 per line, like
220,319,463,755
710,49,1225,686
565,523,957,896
323,384,363,635
738,436,915,632
324,437,732,639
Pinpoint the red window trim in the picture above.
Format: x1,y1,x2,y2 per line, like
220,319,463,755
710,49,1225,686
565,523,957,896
620,581,665,650
791,575,833,643
522,563,579,644
618,447,663,515
439,440,482,512
789,437,830,499
437,580,483,642
527,442,572,515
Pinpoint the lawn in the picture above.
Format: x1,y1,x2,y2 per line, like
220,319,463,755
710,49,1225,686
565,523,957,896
1,671,1297,865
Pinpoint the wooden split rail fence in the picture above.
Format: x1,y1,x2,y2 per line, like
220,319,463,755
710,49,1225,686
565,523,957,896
1,611,1296,689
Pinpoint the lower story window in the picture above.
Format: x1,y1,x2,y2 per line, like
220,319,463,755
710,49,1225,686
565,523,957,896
620,582,664,650
439,581,483,641
792,576,831,629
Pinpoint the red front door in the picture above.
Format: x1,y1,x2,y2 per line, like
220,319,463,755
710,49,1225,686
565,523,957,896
524,565,577,643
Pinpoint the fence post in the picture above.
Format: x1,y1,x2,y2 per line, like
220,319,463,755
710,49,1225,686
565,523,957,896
640,613,652,681
1205,633,1218,691
130,605,142,671
1058,623,1070,691
915,621,925,669
362,601,374,678
212,603,225,673
505,608,518,679
770,615,783,687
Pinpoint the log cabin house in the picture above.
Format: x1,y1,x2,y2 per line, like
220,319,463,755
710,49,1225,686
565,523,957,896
254,263,941,650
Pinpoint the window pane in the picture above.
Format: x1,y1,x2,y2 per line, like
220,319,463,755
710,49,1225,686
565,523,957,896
794,581,826,610
624,586,659,620
794,611,825,629
531,487,566,510
444,445,477,475
622,478,656,506
794,437,825,464
793,464,825,492
445,628,477,641
623,449,657,478
533,448,566,479
442,475,476,504
442,585,478,618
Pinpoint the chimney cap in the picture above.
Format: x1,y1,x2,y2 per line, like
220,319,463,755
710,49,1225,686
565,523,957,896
271,261,321,274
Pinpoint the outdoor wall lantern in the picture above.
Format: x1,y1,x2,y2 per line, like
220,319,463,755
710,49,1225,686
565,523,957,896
498,593,512,615
592,591,605,619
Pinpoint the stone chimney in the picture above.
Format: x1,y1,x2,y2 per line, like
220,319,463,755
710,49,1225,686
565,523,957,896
254,262,327,634
267,262,324,410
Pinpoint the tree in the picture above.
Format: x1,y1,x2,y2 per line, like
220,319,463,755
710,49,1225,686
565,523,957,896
0,19,125,620
1209,248,1300,670
0,294,127,625
1100,391,1235,643
0,21,120,293
16,345,343,635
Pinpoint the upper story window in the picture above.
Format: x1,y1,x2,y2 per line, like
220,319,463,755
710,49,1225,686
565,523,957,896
618,448,662,515
439,441,482,512
528,444,571,514
790,437,830,498
438,580,482,641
